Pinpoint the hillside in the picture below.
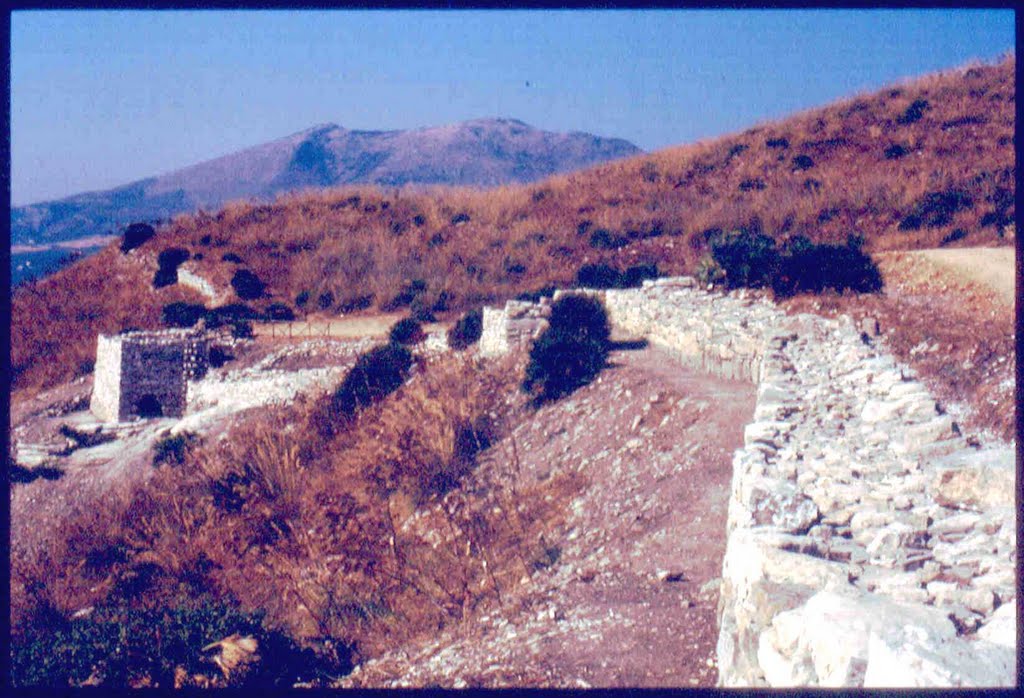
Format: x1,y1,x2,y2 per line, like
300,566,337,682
10,57,1014,400
10,118,641,251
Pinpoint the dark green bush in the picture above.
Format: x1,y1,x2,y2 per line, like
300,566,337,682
317,291,335,311
771,236,883,298
153,267,179,289
710,230,780,289
264,303,295,322
898,188,973,230
514,285,557,303
575,263,622,289
792,154,815,171
120,223,155,253
884,143,909,159
231,321,254,339
766,137,789,148
338,294,374,313
162,302,207,328
589,229,630,250
331,343,413,419
522,295,610,405
294,290,310,309
388,317,425,346
380,279,427,312
152,432,197,467
940,228,968,246
896,98,930,125
157,247,190,270
231,270,266,300
451,212,470,225
204,303,258,329
221,252,244,264
447,308,483,350
622,263,660,288
10,598,347,688
738,178,766,191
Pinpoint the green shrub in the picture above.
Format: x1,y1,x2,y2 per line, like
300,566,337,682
738,178,766,191
622,263,659,288
388,317,425,346
153,267,179,289
447,308,483,350
709,230,780,289
231,321,254,339
120,223,155,253
514,285,557,303
231,270,266,300
522,295,610,405
766,137,789,149
203,303,258,329
157,247,190,270
264,303,295,322
338,294,374,313
896,98,930,125
589,229,630,250
331,343,414,419
695,254,726,287
152,432,197,467
575,263,622,289
221,252,243,264
792,154,815,171
317,291,335,311
771,236,883,298
162,302,207,328
10,598,347,688
898,188,973,230
294,290,310,309
884,143,909,159
380,279,427,312
940,228,968,246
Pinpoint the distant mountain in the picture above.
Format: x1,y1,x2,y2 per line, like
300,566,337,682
11,118,642,249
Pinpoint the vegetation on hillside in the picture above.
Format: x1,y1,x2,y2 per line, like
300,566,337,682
10,56,1014,395
11,350,583,686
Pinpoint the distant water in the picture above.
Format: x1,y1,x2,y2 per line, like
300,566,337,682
10,247,101,287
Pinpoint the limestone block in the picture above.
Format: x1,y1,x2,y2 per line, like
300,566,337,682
863,626,1015,687
743,477,820,534
975,600,1016,649
931,452,1015,511
865,522,928,566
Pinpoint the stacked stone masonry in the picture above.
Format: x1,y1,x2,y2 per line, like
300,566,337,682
480,277,1016,687
90,327,212,422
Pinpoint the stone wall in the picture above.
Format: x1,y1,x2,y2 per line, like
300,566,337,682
90,328,210,422
479,299,552,357
478,277,1016,687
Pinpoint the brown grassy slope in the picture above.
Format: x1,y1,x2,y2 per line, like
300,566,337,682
10,57,1014,395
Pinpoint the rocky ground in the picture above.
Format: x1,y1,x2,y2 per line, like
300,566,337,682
342,343,755,688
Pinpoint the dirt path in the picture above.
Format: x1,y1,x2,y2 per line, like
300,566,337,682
343,343,756,688
877,247,1015,307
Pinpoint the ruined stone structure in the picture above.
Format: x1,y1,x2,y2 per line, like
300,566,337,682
480,277,1016,687
90,328,211,422
479,298,552,357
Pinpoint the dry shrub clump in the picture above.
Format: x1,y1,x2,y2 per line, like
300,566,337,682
10,57,1014,396
11,350,581,683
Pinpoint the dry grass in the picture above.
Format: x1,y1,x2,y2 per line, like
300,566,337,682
10,57,1014,396
10,351,583,664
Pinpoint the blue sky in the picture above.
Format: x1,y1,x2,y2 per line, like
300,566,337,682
10,9,1015,206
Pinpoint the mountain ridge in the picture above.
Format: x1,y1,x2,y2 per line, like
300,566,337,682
11,118,642,249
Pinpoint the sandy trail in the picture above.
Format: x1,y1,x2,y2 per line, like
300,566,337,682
878,247,1015,307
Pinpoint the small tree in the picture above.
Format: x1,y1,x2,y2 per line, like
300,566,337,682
388,317,425,346
331,343,413,419
120,223,155,253
447,308,483,350
231,270,265,300
522,295,610,405
710,230,779,289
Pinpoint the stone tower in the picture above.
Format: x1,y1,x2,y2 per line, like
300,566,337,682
90,328,210,423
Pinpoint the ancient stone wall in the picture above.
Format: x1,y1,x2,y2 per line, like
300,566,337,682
90,328,210,422
478,277,1016,687
479,299,551,356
